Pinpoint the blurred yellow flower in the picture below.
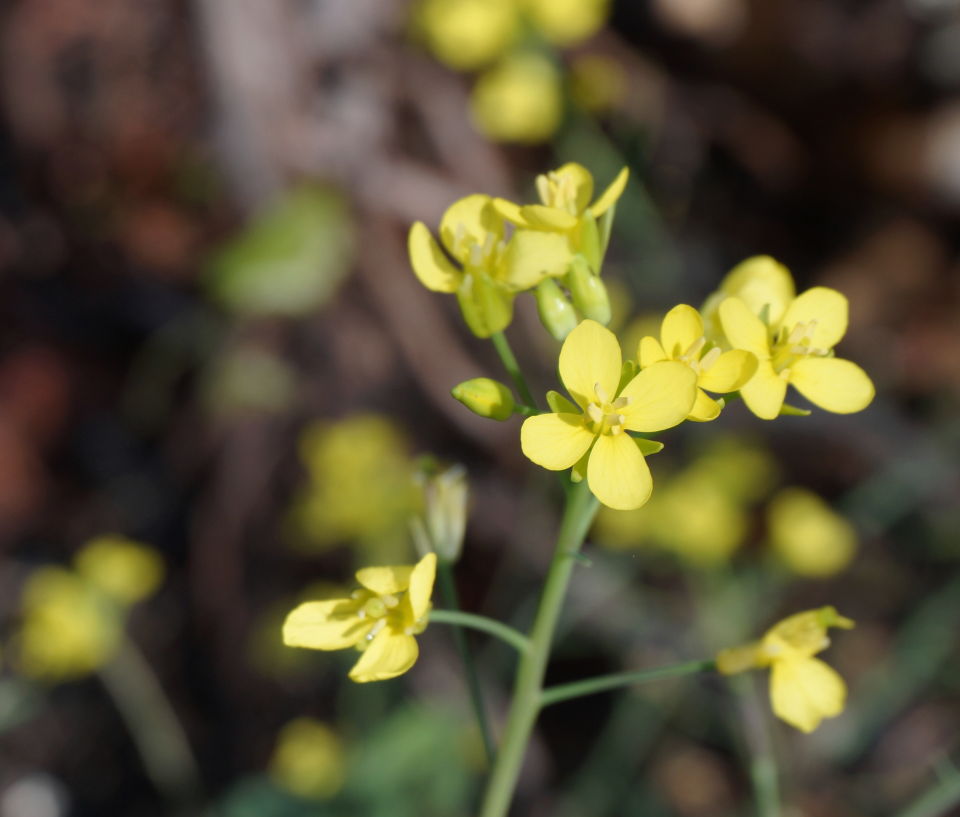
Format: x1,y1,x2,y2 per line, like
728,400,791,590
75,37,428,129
417,0,518,70
639,304,757,421
470,54,564,145
524,0,611,45
283,553,437,683
269,718,346,801
521,320,696,510
717,606,854,732
767,488,856,577
74,535,165,606
570,54,628,113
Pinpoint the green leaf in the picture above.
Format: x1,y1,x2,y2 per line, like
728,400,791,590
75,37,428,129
206,186,353,317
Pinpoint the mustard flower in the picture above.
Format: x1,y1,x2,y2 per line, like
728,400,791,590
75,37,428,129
701,255,797,342
639,304,757,421
718,282,875,419
269,718,346,801
416,0,518,71
524,0,611,46
409,193,570,337
767,488,857,577
521,320,697,510
283,553,437,683
717,606,854,733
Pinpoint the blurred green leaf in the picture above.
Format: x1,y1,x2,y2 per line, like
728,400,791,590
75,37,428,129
206,186,353,317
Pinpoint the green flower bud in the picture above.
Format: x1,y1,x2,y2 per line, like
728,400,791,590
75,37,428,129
577,212,602,274
534,278,578,341
566,255,611,325
411,460,468,563
456,273,513,338
451,377,515,421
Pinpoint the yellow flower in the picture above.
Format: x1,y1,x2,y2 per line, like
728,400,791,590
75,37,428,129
521,320,697,510
470,53,564,145
408,192,570,337
283,553,437,683
767,488,856,577
74,535,165,606
269,718,346,801
416,0,518,71
716,606,854,733
523,0,611,45
639,304,757,421
701,255,797,342
718,279,875,419
570,54,628,113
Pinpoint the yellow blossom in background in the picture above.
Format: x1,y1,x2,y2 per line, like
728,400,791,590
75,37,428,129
409,191,569,336
690,436,779,503
417,0,518,71
283,553,437,683
768,488,857,577
74,535,164,606
269,718,346,801
289,415,417,562
470,53,564,145
717,606,854,732
524,0,610,45
715,259,875,418
570,54,628,113
639,304,757,421
521,320,697,510
18,568,122,681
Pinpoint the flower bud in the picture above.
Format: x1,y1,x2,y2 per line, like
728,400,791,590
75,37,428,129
456,273,514,338
534,278,578,341
411,460,468,563
566,255,611,325
577,212,602,274
451,377,515,421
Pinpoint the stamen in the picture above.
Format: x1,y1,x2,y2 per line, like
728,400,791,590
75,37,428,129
699,346,722,371
683,337,706,361
612,395,631,410
587,404,604,423
536,175,550,205
594,382,610,404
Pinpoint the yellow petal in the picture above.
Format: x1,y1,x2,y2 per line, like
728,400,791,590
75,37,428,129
491,197,530,227
618,361,698,433
718,297,771,358
687,389,722,422
698,349,758,393
553,162,594,212
780,287,848,350
518,204,578,231
789,357,874,414
520,413,595,470
660,304,704,358
770,657,846,733
502,229,572,290
559,319,622,408
282,600,369,650
546,390,579,414
740,360,788,420
440,194,503,258
348,629,419,683
408,223,460,293
638,335,668,367
589,167,629,217
720,255,796,325
586,432,653,510
355,565,414,596
408,553,437,620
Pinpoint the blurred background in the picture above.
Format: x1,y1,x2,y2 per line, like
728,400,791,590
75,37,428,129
0,0,959,815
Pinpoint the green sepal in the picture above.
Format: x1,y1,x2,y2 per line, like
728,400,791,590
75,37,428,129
779,403,812,417
633,437,664,456
546,390,579,414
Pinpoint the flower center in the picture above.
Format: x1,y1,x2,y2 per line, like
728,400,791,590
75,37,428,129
770,320,828,375
585,382,630,435
452,223,506,273
675,336,721,374
536,170,580,215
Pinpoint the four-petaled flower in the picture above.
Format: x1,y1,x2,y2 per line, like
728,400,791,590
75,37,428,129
283,553,437,683
521,320,697,510
639,304,758,421
719,285,875,419
716,606,855,733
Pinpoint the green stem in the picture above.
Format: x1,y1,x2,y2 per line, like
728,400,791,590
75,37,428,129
491,331,537,409
736,675,780,817
434,563,498,766
540,659,715,708
98,637,201,807
430,608,530,655
479,481,599,817
896,771,960,817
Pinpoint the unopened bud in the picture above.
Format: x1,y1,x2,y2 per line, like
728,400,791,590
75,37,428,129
456,273,513,338
451,377,515,421
566,255,611,325
534,278,578,341
411,460,468,563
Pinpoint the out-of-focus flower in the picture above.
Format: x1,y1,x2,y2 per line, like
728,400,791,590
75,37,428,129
451,377,516,420
289,415,417,562
283,553,436,683
470,53,564,145
639,304,757,421
570,54,628,113
409,192,569,336
767,488,857,577
411,460,469,563
716,606,854,732
521,320,696,510
74,535,164,606
524,0,610,45
269,718,346,801
417,0,518,71
713,258,875,419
